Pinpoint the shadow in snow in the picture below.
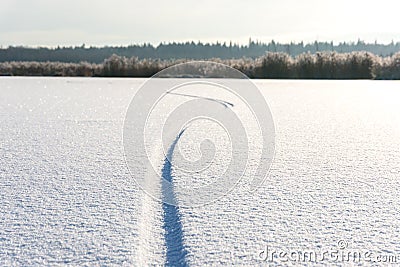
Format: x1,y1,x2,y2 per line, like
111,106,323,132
162,129,189,267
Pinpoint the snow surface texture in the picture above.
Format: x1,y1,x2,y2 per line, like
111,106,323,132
1,78,400,266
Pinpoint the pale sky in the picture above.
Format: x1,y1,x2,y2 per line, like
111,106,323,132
1,0,399,47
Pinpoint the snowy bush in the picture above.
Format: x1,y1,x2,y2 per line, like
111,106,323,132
0,52,398,79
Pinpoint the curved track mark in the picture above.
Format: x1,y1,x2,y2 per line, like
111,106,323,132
162,129,189,266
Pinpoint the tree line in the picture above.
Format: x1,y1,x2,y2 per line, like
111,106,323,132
1,40,400,63
1,52,399,79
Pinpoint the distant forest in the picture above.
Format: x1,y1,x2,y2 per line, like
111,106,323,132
1,40,400,63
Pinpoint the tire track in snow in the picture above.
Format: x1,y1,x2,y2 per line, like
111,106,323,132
160,95,233,266
166,92,234,108
135,162,165,265
162,129,189,266
135,95,231,265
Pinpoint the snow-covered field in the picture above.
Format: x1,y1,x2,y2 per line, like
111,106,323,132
1,78,400,266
